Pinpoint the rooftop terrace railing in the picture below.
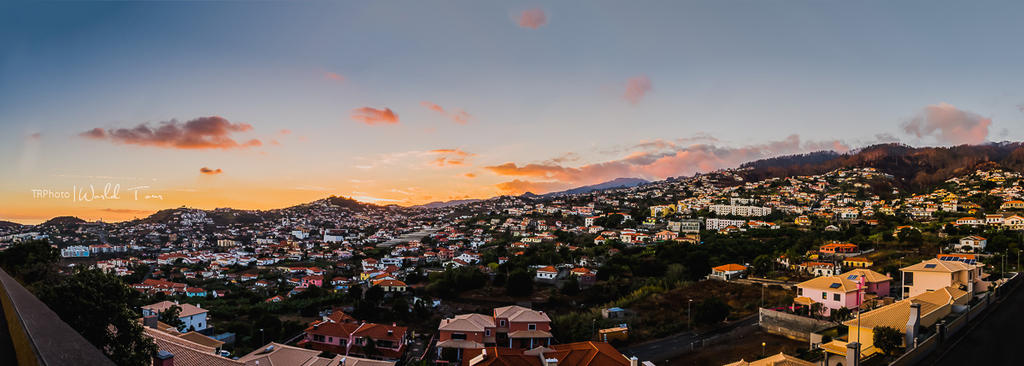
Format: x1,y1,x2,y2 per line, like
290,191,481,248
0,267,114,366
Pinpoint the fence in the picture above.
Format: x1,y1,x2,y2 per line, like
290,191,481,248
888,272,1021,365
0,268,114,365
888,332,939,366
758,308,835,342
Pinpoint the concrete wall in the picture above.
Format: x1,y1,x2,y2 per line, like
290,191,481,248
757,308,835,342
890,332,939,366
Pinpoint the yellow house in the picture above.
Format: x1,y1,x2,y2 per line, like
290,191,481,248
1001,200,1024,210
844,257,873,268
649,204,677,217
795,215,812,226
821,286,970,361
900,259,982,299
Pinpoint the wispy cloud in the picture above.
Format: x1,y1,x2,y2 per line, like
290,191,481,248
488,134,849,193
324,72,344,82
902,103,991,145
421,101,472,124
429,148,474,166
517,8,547,29
99,208,152,215
351,107,399,125
199,167,223,175
496,179,569,195
623,76,652,104
80,116,261,150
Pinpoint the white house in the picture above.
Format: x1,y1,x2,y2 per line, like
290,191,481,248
141,301,209,332
61,245,90,258
535,266,558,280
957,236,987,252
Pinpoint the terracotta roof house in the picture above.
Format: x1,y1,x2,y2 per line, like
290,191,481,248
437,306,553,363
709,264,747,280
724,352,815,366
464,341,634,366
900,258,984,298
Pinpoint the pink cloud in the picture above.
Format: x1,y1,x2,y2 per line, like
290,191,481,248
429,148,475,166
624,76,652,104
80,116,261,150
351,107,399,125
421,101,472,124
487,134,849,192
325,72,344,82
496,179,569,195
517,8,547,29
902,103,991,145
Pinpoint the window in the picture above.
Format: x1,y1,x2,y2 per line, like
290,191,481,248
452,333,467,340
500,320,507,327
313,334,326,342
797,288,803,296
904,272,914,286
822,292,827,300
834,294,840,301
485,330,491,336
528,324,536,330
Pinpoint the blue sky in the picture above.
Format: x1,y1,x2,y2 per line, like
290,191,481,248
2,0,1023,222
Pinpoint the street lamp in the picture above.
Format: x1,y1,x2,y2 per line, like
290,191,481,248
687,299,693,329
260,328,264,345
761,342,766,357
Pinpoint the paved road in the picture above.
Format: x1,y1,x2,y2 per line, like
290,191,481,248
935,280,1024,365
619,315,758,362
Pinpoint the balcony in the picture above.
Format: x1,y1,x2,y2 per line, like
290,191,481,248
0,268,114,365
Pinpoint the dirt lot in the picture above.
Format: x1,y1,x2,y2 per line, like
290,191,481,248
668,328,808,366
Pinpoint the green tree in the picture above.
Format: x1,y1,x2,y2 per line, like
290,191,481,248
873,326,903,357
0,240,59,286
506,269,535,297
159,304,185,329
37,268,158,366
693,297,730,325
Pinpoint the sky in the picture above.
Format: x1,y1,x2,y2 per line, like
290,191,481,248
2,1,1024,224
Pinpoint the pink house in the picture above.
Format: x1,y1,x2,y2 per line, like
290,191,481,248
839,268,891,297
795,276,861,316
301,275,323,288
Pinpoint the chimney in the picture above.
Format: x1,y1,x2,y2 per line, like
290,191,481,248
544,358,559,366
469,349,488,366
154,350,174,366
340,357,346,366
629,356,638,366
845,342,860,366
144,315,159,329
905,303,921,350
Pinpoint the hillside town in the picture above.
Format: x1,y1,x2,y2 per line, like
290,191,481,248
2,164,1024,366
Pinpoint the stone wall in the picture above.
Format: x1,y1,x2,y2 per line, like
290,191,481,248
757,308,836,342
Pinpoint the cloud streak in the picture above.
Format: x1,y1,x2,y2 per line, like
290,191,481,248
351,107,399,125
421,101,471,124
902,103,991,145
488,134,849,193
199,167,223,175
80,116,261,150
429,148,474,166
325,72,344,82
517,8,547,29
